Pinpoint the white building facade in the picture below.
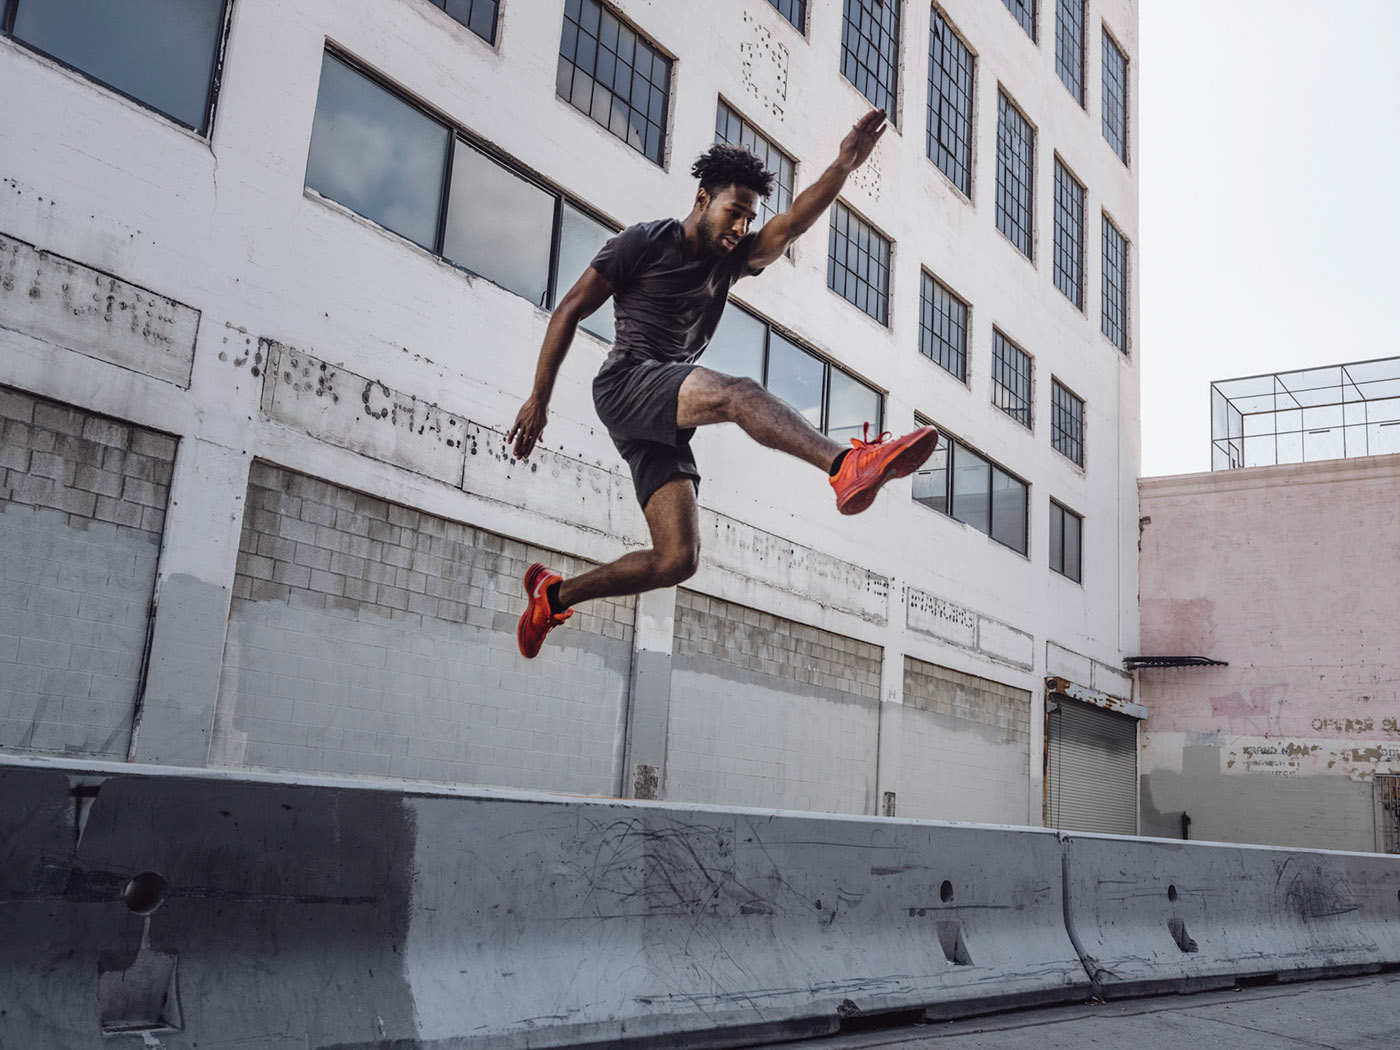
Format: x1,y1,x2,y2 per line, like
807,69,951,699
0,0,1139,827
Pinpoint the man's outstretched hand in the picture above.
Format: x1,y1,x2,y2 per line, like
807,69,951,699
507,396,547,459
837,108,887,173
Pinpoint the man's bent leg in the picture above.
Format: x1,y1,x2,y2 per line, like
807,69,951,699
676,368,843,471
556,476,699,608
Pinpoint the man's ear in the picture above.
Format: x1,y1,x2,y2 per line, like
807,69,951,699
694,187,710,210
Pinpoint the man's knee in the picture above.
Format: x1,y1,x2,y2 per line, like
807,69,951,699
656,543,700,586
715,375,764,422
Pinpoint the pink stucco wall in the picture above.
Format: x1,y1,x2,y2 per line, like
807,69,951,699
1137,456,1400,851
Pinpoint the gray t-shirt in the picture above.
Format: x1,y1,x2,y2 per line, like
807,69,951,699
590,218,762,365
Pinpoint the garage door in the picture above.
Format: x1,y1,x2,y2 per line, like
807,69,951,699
1045,694,1138,835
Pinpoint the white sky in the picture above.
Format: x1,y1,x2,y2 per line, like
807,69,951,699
1138,0,1400,476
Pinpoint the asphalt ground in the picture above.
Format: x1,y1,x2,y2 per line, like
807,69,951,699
745,972,1400,1050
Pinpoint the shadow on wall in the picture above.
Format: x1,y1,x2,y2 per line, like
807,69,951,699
1141,745,1382,852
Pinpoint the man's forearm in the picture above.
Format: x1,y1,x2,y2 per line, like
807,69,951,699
781,157,856,240
528,309,580,404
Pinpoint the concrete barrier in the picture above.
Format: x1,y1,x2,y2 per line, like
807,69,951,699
1062,833,1400,997
0,757,1090,1048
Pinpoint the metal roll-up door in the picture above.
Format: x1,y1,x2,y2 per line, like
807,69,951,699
1046,695,1138,835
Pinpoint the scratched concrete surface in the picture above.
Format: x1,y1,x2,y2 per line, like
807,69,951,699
750,972,1400,1050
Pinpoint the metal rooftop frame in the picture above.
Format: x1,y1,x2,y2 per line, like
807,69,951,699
1211,355,1400,470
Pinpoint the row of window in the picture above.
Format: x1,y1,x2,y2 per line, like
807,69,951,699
912,423,1083,582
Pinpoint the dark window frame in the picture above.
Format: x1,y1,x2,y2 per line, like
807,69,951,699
1101,211,1129,352
912,417,1031,556
841,0,902,123
557,0,673,166
306,49,620,333
715,98,797,252
927,5,975,198
716,302,885,439
1001,0,1036,41
1102,25,1129,164
427,0,500,46
1055,0,1086,106
1051,378,1085,467
766,0,807,33
918,270,969,382
995,89,1035,260
0,0,232,136
1049,499,1083,582
1052,156,1086,309
828,200,893,326
992,329,1033,429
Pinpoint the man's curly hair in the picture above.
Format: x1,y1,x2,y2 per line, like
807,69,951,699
691,143,776,199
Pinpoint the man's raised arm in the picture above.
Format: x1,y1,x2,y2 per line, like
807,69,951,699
748,107,887,270
507,267,614,459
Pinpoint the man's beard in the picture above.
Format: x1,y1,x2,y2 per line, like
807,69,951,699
697,216,733,258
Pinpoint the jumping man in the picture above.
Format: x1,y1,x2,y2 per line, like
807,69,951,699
508,108,938,658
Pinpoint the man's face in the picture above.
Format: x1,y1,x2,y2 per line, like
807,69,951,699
697,184,759,257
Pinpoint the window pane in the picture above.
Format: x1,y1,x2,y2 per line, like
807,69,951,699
558,0,670,164
828,201,891,325
1053,159,1085,309
841,0,901,119
13,0,226,132
912,442,948,515
927,8,975,196
704,306,765,382
1102,31,1129,163
992,330,1034,428
715,101,796,231
766,332,824,429
443,142,555,307
990,467,1027,554
1102,213,1129,352
1064,508,1082,581
1050,502,1065,574
306,54,450,251
995,92,1035,259
950,442,990,534
440,0,500,45
1056,0,1086,105
1002,0,1036,39
557,202,617,341
766,0,806,32
827,369,881,445
919,272,968,380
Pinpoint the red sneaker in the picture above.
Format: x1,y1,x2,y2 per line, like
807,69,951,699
829,424,940,515
517,563,572,659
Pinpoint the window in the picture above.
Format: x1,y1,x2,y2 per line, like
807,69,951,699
705,305,883,443
918,272,968,381
995,92,1035,259
913,427,1029,555
1053,158,1085,309
1051,379,1085,466
1050,500,1082,581
557,0,671,165
766,0,806,32
1055,0,1086,105
927,8,974,197
841,0,901,120
828,201,892,325
1002,0,1035,40
1102,213,1129,351
1102,29,1129,163
3,0,228,133
428,0,498,44
306,52,619,340
715,101,796,233
992,330,1033,428
306,53,452,252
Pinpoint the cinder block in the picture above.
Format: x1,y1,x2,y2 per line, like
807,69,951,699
0,444,30,472
129,430,178,461
121,477,165,509
32,401,85,437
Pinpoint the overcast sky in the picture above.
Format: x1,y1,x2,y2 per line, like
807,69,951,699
1138,0,1400,476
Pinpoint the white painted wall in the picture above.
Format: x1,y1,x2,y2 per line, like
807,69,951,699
0,0,1139,822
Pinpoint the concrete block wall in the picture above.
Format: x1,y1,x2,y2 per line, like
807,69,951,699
898,657,1032,824
665,588,881,814
0,385,174,757
211,463,634,793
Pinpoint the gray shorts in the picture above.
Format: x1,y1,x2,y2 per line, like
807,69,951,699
593,353,700,509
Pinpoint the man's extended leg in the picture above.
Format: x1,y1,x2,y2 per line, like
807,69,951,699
517,477,698,658
676,367,940,515
676,367,842,469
